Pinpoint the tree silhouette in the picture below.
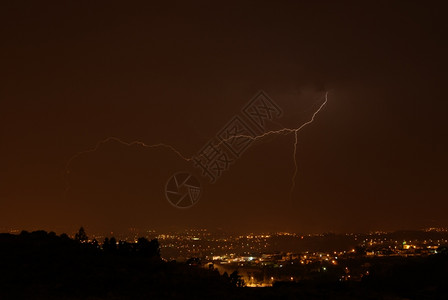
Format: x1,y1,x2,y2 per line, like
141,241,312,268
74,227,88,243
109,237,117,252
149,239,160,258
229,270,245,287
136,238,160,258
91,238,98,248
103,237,118,253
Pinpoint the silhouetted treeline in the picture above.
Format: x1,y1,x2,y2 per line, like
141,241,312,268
101,236,160,257
0,230,241,300
0,228,161,259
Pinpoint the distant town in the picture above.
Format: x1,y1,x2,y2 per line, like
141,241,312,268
5,227,446,287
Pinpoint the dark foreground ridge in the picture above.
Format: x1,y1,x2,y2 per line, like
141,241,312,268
1,230,448,300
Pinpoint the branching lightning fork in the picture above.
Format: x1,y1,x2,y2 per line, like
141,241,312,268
65,92,328,198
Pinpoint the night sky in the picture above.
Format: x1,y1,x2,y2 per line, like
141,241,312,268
1,1,447,234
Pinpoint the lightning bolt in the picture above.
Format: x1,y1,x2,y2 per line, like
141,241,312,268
65,137,192,173
65,92,328,200
63,138,192,195
289,92,328,203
